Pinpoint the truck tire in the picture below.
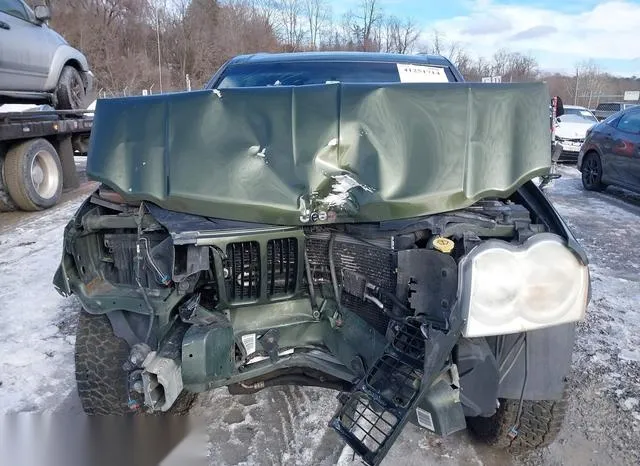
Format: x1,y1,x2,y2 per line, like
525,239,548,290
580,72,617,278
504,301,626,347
466,393,568,454
4,139,62,211
75,311,196,415
0,154,18,212
55,66,86,110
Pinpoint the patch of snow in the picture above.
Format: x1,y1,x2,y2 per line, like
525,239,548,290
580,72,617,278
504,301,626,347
0,197,85,413
0,103,38,113
621,398,639,411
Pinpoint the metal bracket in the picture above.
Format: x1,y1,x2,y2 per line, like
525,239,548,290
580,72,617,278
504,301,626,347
259,328,281,363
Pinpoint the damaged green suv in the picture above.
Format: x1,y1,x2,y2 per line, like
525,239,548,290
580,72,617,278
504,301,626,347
53,53,590,465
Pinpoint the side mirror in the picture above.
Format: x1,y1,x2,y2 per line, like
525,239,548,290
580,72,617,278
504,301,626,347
34,5,51,23
556,117,562,123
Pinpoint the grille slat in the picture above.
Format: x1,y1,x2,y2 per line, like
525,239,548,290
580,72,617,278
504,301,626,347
284,238,290,292
266,238,298,298
224,238,297,303
225,241,260,302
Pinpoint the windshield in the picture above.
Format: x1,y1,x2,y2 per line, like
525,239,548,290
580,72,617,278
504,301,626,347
561,108,597,123
213,61,456,88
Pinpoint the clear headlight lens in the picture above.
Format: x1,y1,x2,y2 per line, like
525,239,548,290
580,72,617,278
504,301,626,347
462,235,589,337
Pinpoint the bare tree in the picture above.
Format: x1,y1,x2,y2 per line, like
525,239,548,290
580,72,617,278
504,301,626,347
40,0,640,102
491,49,510,79
274,0,305,51
507,52,538,82
573,60,606,107
383,16,419,54
350,0,382,51
430,29,444,55
304,0,331,50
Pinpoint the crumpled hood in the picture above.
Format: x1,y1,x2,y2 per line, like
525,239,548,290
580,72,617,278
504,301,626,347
556,120,594,139
86,82,551,226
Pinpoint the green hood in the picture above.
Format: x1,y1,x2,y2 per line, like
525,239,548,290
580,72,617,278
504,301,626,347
86,82,551,225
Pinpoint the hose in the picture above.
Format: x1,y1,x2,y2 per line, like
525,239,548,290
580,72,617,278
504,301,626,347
498,334,525,381
139,237,170,285
303,249,318,311
233,375,349,394
328,234,342,308
377,287,412,315
135,202,156,346
511,333,529,435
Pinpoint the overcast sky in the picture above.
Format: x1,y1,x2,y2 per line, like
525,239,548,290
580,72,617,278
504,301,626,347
334,0,640,77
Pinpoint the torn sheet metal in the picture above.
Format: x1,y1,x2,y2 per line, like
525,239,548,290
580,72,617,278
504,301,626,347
87,82,551,226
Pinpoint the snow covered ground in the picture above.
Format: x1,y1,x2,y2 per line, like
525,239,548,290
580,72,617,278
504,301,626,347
0,164,638,465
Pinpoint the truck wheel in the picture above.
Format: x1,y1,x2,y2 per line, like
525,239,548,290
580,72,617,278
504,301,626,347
55,66,86,110
75,311,196,415
0,154,18,212
3,139,62,211
466,394,568,453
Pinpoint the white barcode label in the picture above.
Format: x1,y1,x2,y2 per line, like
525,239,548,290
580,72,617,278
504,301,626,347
416,408,435,431
241,334,256,355
397,64,449,83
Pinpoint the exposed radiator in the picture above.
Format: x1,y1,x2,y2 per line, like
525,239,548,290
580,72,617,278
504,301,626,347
305,233,395,335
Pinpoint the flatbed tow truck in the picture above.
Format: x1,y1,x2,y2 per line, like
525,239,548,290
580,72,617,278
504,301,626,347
0,108,93,212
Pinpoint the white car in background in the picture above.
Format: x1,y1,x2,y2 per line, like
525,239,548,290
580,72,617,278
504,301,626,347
554,105,598,161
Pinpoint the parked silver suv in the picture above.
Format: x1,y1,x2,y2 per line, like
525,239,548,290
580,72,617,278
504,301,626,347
0,1,93,109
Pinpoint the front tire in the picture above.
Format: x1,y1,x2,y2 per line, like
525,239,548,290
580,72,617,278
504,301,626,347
55,66,86,110
581,152,605,191
466,393,568,453
75,311,196,415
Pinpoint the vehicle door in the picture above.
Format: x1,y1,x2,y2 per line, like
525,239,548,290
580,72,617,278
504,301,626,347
608,109,640,189
0,0,58,91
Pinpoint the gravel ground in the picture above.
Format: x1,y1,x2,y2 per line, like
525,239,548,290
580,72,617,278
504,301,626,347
0,163,638,465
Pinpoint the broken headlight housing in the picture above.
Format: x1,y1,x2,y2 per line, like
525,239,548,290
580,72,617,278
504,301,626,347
461,233,589,338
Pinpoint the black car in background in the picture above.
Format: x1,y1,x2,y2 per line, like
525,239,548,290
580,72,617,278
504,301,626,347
579,106,640,193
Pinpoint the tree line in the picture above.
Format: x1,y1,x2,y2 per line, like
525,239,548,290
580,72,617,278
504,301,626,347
29,0,640,108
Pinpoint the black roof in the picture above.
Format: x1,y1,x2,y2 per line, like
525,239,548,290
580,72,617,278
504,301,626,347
227,51,453,67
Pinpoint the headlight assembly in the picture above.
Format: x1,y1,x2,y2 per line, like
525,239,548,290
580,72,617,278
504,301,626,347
461,234,589,338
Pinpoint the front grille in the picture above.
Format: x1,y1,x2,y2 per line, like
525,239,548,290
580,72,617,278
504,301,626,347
267,238,298,297
225,241,260,302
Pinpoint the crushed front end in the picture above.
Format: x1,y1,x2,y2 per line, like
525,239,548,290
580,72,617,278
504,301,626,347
53,82,590,465
54,182,589,464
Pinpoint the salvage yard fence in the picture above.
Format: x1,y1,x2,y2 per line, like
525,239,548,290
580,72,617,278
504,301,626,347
577,93,640,111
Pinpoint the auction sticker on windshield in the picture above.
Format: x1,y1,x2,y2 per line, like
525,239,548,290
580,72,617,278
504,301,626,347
397,64,449,83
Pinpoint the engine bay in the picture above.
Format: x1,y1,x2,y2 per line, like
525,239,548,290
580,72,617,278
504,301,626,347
57,185,550,388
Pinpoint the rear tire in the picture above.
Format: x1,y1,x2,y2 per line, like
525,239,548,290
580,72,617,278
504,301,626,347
3,138,62,211
581,152,604,191
466,393,568,454
55,66,86,110
75,311,196,415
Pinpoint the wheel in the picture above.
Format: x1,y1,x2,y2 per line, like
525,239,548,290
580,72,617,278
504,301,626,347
3,139,62,211
581,152,604,191
466,393,568,454
55,66,86,110
75,311,196,415
0,153,18,212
